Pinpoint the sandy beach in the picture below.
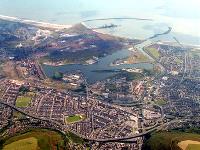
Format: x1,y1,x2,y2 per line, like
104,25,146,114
0,14,72,30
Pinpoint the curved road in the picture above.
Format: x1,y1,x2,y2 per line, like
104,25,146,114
0,100,181,143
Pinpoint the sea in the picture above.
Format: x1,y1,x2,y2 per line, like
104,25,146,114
0,0,199,45
0,0,199,83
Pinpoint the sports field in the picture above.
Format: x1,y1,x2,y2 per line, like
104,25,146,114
16,96,32,107
65,114,85,124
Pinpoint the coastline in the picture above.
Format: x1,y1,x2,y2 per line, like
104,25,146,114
81,22,200,48
110,61,153,67
42,61,78,67
0,14,72,30
1,14,198,68
157,40,200,48
80,22,144,41
0,14,199,48
81,22,110,35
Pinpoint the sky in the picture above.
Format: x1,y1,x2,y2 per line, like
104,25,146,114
0,0,199,19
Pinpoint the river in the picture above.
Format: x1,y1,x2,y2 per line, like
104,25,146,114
42,19,172,84
0,0,198,83
42,49,153,84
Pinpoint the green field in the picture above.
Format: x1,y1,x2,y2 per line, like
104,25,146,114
174,57,183,64
13,112,25,119
0,64,3,75
65,114,85,124
1,129,65,150
66,132,84,144
3,137,38,150
154,99,167,106
126,51,151,64
16,96,32,107
144,131,200,150
186,144,200,150
116,71,145,81
146,47,160,59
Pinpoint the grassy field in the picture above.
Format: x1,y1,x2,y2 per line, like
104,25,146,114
42,79,73,90
126,51,151,64
154,99,167,106
115,71,145,81
16,90,36,108
16,96,32,107
144,131,200,150
178,140,200,150
65,114,85,124
13,112,25,119
1,129,65,150
174,57,183,64
3,137,38,150
146,47,160,59
0,61,4,76
186,144,200,150
66,132,84,144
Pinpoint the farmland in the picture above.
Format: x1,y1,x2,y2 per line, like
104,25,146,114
144,131,200,150
0,129,65,150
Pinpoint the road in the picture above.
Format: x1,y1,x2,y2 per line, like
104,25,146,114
0,100,180,143
0,100,87,140
173,37,189,83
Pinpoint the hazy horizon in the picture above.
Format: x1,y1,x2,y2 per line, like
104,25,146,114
0,0,199,43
